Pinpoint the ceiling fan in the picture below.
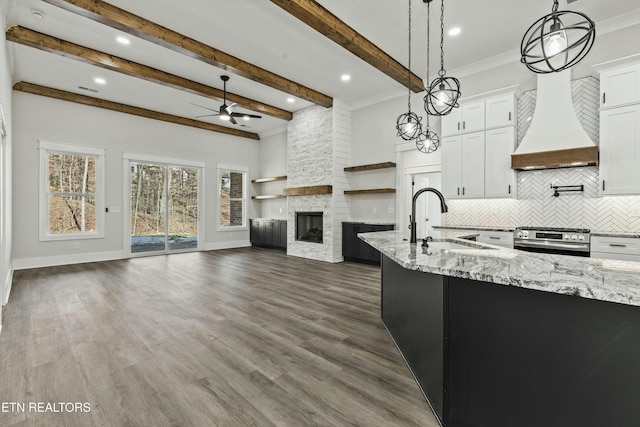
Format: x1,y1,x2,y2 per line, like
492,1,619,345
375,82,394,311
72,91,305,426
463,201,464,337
192,75,262,125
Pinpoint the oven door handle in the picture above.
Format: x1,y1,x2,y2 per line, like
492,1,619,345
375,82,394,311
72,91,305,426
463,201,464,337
514,240,590,252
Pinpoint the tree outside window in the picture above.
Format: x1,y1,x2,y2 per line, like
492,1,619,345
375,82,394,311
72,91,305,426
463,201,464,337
39,141,105,240
218,167,246,228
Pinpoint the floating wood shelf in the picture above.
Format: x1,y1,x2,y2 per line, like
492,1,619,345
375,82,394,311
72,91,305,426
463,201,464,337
251,175,287,183
344,162,396,172
283,185,333,196
344,188,396,195
251,194,287,200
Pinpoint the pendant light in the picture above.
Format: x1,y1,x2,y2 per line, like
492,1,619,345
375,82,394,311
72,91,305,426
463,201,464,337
424,0,461,116
417,0,440,154
521,0,595,74
396,0,423,141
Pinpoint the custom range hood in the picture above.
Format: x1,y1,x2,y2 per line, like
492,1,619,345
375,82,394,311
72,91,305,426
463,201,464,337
511,70,598,170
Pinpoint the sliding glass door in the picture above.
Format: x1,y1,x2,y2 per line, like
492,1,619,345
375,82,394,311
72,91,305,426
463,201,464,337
129,161,200,254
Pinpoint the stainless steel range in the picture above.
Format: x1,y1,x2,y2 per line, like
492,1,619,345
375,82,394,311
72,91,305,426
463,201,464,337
514,227,590,257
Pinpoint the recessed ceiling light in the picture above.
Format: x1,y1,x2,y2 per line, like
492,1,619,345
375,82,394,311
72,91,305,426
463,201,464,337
287,97,295,103
341,74,351,82
116,36,130,45
448,27,461,36
94,77,106,85
31,9,45,19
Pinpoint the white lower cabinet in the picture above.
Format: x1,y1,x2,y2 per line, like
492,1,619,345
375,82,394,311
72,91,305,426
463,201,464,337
591,236,640,262
477,231,514,248
442,132,485,199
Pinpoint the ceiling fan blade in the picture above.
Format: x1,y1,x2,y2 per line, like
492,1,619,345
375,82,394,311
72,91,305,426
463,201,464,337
227,102,237,111
190,102,218,112
229,116,238,125
194,113,220,118
231,113,262,119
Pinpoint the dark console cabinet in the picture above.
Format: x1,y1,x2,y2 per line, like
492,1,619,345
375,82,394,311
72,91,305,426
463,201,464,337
250,219,287,250
342,222,394,265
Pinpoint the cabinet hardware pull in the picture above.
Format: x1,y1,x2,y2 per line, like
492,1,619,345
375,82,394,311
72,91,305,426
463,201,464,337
463,120,466,130
508,112,512,121
462,187,465,195
489,237,500,240
603,93,606,104
458,122,460,131
609,244,627,247
602,180,605,191
508,184,511,194
457,187,460,196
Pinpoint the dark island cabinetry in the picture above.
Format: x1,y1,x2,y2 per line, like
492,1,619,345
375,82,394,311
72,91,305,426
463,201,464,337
250,218,287,250
342,222,394,265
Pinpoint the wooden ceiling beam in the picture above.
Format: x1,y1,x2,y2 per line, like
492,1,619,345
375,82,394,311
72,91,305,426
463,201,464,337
7,26,292,121
270,0,425,93
13,82,260,140
42,0,334,108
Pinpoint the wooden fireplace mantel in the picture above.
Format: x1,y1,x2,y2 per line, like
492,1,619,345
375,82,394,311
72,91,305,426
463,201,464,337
283,185,333,196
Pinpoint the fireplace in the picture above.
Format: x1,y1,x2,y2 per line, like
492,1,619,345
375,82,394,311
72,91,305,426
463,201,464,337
296,212,323,244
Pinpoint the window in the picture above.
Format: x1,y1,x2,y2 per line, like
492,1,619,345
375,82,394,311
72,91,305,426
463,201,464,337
39,141,105,240
217,164,247,230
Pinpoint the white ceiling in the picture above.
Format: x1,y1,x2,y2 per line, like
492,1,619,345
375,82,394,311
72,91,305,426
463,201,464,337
5,0,640,137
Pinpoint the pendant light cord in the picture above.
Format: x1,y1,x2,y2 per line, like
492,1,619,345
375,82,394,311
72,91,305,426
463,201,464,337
438,0,445,77
552,0,559,12
425,0,431,128
407,0,413,112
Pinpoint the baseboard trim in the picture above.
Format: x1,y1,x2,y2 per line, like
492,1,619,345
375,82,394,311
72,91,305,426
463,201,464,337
204,240,251,251
13,250,127,271
3,264,13,306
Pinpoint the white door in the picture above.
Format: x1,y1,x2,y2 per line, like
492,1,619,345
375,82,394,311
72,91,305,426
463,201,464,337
485,127,516,198
411,173,443,240
461,131,485,198
600,64,640,109
600,105,640,195
442,135,463,199
461,101,485,133
485,94,515,129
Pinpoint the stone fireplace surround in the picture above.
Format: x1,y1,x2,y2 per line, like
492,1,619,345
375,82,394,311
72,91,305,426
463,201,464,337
285,101,351,263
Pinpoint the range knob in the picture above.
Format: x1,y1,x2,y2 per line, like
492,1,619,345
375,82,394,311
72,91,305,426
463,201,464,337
564,234,570,240
571,234,578,240
578,235,584,241
517,231,523,238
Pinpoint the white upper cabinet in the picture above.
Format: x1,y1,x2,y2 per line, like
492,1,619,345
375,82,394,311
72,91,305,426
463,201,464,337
441,100,485,136
599,104,640,195
442,132,485,199
600,63,640,109
485,94,516,129
485,127,517,198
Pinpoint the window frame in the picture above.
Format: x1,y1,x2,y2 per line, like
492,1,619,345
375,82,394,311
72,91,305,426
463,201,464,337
39,140,106,241
216,163,248,231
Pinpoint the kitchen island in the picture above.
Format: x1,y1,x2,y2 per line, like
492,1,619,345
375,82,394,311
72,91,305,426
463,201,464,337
360,230,640,427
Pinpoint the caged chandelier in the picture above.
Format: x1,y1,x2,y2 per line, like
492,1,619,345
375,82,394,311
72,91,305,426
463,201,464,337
520,0,595,74
396,0,423,141
424,0,461,116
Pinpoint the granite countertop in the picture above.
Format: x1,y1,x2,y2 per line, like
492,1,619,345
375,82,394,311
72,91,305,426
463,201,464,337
359,230,640,308
433,225,515,232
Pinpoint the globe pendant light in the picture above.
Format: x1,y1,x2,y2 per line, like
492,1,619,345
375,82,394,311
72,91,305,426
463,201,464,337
396,0,423,141
417,0,440,154
424,0,461,116
521,0,595,74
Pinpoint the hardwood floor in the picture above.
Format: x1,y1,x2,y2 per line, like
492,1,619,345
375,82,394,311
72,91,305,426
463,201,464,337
0,248,439,426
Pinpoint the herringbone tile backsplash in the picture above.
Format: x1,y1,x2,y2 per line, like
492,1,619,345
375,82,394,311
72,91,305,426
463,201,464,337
445,76,640,233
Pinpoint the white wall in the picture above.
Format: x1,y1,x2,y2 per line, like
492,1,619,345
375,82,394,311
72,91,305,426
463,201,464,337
255,130,287,219
0,1,14,329
11,92,260,269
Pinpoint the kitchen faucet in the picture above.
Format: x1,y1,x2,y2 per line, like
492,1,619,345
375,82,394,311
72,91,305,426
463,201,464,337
410,187,448,243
